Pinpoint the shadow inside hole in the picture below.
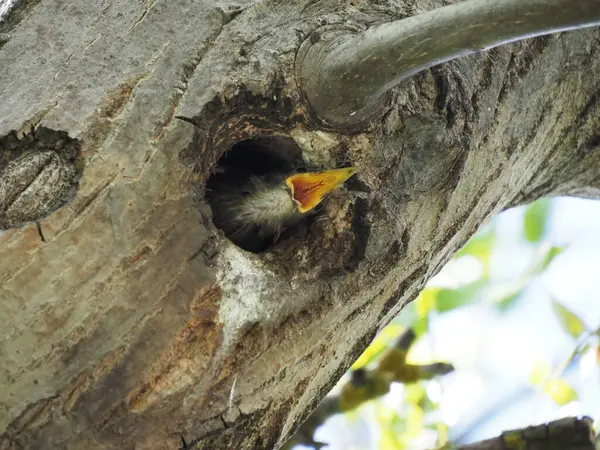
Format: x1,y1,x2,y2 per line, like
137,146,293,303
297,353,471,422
205,135,312,253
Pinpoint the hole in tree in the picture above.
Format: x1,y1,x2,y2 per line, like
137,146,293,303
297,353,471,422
205,135,312,253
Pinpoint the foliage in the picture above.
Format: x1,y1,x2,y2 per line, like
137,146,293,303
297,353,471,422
308,198,600,450
523,198,550,243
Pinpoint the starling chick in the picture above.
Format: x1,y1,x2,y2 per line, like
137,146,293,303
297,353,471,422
209,166,357,250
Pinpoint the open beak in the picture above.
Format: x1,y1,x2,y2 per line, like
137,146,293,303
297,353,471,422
285,167,357,213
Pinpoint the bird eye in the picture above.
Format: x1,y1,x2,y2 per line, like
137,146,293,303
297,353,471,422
296,167,308,173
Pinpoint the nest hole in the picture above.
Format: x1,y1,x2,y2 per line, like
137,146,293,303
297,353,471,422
205,135,313,253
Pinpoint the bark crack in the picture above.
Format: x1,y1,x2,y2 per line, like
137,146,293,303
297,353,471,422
151,20,226,141
35,220,45,242
53,169,120,237
128,0,160,34
16,100,58,137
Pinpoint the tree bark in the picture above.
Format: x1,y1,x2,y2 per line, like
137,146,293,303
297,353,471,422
457,417,596,450
297,0,600,125
0,1,599,449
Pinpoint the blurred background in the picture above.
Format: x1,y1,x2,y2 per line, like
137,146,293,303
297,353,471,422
0,0,14,18
294,196,600,450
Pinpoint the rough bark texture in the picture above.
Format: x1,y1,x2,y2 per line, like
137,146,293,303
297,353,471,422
458,417,596,450
0,1,599,449
296,0,600,125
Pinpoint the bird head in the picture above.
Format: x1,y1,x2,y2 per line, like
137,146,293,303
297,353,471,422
285,166,357,213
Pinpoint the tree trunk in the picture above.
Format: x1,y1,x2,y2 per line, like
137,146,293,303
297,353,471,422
0,1,599,449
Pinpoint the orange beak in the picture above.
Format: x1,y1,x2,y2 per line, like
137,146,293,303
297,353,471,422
285,167,357,213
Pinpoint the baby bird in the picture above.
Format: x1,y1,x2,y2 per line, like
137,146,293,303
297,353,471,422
209,166,357,251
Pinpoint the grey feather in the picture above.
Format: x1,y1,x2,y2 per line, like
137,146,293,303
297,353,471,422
209,173,304,249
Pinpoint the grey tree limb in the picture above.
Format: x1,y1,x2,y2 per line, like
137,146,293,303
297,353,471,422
457,416,596,450
297,0,600,125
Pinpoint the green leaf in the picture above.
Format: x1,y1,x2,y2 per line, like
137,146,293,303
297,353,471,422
411,316,429,337
529,361,551,385
405,405,424,439
523,199,550,243
404,384,427,407
435,280,486,313
377,405,405,450
532,246,565,274
455,225,495,259
435,423,451,449
455,226,496,276
416,288,438,318
352,323,405,370
543,379,578,405
494,286,524,312
551,298,587,339
380,430,402,450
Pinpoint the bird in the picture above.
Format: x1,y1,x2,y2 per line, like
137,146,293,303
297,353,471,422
207,166,357,252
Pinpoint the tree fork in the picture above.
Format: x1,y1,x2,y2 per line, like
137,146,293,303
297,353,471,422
297,0,600,126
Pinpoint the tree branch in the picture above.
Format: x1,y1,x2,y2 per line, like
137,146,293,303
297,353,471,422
283,329,454,449
297,0,600,126
283,332,594,450
284,415,596,450
455,416,596,450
